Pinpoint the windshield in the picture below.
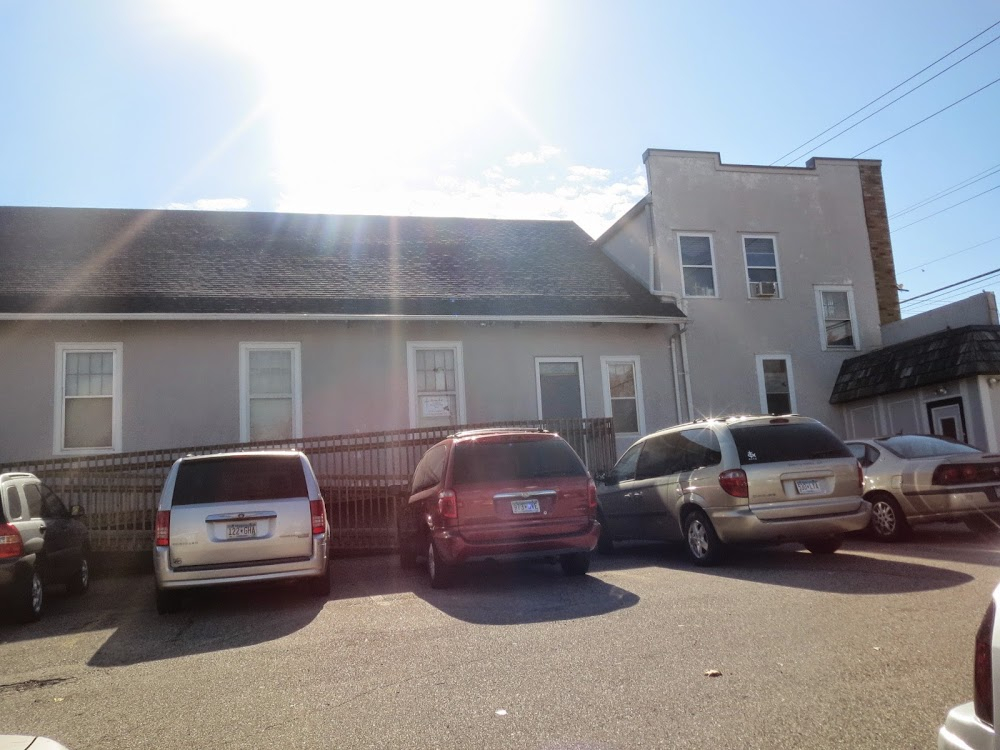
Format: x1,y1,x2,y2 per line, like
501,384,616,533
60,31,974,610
875,435,982,459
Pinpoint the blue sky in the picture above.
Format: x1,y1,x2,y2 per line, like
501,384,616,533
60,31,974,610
1,0,998,316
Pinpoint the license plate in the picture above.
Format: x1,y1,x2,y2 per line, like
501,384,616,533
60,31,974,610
795,479,823,495
227,522,257,539
511,499,541,514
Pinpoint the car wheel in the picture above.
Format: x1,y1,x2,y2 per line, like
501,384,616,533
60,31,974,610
155,587,182,615
803,536,843,555
66,552,90,595
596,509,614,555
427,539,455,590
559,552,590,576
683,508,724,567
868,493,910,542
14,569,44,623
308,568,331,597
965,513,1000,536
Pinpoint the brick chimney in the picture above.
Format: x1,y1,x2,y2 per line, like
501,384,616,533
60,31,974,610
858,161,901,324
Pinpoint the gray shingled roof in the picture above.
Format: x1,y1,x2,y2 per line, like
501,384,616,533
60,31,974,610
0,206,683,319
830,325,1000,404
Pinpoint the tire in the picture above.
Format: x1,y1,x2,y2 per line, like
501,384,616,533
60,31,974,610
596,509,614,555
803,536,843,555
155,587,182,615
427,540,455,590
868,493,910,542
66,552,90,595
308,568,331,597
965,514,1000,536
559,552,590,576
13,569,44,623
683,508,724,567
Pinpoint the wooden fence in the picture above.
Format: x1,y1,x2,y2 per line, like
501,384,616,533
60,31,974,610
0,418,618,553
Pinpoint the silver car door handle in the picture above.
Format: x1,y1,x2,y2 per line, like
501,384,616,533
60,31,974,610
38,525,46,533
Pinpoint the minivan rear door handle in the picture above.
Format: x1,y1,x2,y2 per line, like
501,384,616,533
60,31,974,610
204,511,278,522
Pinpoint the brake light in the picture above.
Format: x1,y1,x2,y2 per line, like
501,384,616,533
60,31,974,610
438,489,458,519
933,463,1000,486
587,480,598,517
154,511,170,547
719,469,749,498
0,523,24,559
310,498,327,535
857,462,865,493
974,599,995,726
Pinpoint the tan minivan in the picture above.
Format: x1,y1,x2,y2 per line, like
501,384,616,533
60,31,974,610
596,415,870,565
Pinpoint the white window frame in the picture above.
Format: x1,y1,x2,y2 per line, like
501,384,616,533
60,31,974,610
54,342,124,455
406,341,467,428
755,354,797,415
676,232,718,299
741,234,782,298
239,342,302,442
814,285,861,351
534,357,586,420
600,355,645,437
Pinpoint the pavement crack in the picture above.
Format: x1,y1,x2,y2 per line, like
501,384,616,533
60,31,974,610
0,677,75,694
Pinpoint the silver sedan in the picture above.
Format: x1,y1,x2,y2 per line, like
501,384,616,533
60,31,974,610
846,435,1000,541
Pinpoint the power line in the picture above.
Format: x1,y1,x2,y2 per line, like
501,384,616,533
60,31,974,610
897,233,1000,274
890,163,1000,218
899,265,1000,305
769,19,1000,166
853,74,1000,158
903,280,1000,312
890,182,1000,232
778,32,1000,166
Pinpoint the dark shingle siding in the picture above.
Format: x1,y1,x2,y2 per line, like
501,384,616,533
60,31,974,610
830,325,1000,403
0,207,683,319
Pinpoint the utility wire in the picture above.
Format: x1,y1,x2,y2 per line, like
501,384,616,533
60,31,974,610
891,182,1000,232
900,266,1000,305
769,19,1000,166
903,280,1000,312
898,233,1000,274
890,163,1000,218
853,74,1000,158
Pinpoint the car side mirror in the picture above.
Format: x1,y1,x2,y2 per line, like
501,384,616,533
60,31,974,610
595,470,613,485
70,504,86,518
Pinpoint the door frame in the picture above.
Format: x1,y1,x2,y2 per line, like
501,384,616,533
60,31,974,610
926,396,968,444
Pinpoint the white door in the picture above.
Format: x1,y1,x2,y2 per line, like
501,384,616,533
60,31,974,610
929,401,966,443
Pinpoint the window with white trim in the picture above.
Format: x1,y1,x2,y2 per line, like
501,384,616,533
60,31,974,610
55,343,123,454
535,357,585,420
755,355,796,415
239,342,302,442
743,235,780,297
815,286,860,350
407,342,466,428
678,234,717,297
601,356,645,436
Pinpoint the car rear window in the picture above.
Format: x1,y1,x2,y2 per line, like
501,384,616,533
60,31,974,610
172,456,308,505
451,438,587,484
730,422,852,465
875,435,981,458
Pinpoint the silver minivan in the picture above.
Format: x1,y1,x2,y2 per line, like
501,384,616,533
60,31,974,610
596,415,871,565
153,451,330,613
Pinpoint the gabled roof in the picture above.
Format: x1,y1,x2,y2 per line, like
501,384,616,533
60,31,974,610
0,206,684,320
830,325,1000,404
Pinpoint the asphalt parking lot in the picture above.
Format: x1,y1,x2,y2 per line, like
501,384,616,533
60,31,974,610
1,525,998,749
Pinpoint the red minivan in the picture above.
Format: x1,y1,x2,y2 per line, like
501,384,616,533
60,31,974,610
397,429,600,588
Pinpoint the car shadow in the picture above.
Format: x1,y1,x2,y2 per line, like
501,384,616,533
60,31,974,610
0,574,325,667
846,523,1000,567
334,554,640,626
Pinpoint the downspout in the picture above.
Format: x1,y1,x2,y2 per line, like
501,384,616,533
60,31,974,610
670,334,683,424
679,323,695,420
977,376,999,452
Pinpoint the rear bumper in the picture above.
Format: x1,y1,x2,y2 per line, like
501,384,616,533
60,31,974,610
938,702,994,750
0,555,35,590
154,535,328,589
432,521,600,565
709,501,871,544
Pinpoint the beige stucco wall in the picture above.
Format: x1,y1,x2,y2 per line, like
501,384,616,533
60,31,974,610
598,205,651,288
0,318,681,463
643,150,884,429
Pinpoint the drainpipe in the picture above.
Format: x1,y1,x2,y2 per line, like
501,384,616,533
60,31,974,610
679,325,694,421
670,335,683,424
978,376,999,451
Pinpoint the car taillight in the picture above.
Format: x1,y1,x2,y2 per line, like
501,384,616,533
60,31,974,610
857,461,865,493
0,523,24,559
154,511,170,547
975,599,995,726
719,469,748,498
438,490,458,519
933,463,1000,486
587,480,598,516
310,498,327,535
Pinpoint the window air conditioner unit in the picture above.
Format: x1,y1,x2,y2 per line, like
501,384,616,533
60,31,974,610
750,281,779,298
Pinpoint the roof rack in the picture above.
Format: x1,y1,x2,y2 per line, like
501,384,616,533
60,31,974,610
448,427,551,439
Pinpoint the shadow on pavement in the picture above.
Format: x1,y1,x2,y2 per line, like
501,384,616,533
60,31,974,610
846,523,1000,567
